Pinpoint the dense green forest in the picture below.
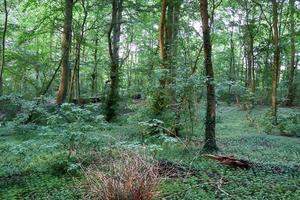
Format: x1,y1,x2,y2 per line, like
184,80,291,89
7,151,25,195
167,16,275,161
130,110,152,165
0,0,299,199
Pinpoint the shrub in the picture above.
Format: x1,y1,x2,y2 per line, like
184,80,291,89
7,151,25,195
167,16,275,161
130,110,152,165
277,113,300,137
83,152,160,200
0,95,51,133
261,112,300,137
138,119,165,136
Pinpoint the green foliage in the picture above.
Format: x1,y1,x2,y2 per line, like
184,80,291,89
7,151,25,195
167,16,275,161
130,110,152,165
139,119,165,136
261,111,300,137
1,104,300,199
0,95,51,135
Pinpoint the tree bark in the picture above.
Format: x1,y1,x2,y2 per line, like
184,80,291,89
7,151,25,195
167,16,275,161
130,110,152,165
153,0,182,134
92,37,99,96
56,0,74,105
159,0,167,66
200,0,217,152
229,20,235,104
242,1,256,94
105,0,123,121
271,0,280,124
0,0,8,96
285,0,296,107
69,0,87,103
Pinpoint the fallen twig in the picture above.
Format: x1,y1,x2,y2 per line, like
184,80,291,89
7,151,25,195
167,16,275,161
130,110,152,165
215,176,230,196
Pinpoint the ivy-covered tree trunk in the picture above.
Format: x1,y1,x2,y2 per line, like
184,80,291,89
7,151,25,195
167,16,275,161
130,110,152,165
153,0,170,112
105,0,123,121
153,0,168,113
153,0,182,134
285,0,296,107
0,0,8,96
56,0,74,105
200,0,217,152
271,0,280,124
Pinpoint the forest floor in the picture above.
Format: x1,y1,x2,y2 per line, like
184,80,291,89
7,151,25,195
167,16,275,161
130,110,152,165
0,102,299,200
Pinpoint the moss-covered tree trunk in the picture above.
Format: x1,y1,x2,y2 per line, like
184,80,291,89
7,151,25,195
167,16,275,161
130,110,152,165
153,0,182,134
285,0,296,107
0,0,8,96
105,0,123,121
56,0,74,105
200,0,217,152
271,0,280,124
157,0,181,102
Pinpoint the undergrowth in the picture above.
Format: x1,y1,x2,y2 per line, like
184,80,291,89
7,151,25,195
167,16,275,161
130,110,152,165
0,97,299,199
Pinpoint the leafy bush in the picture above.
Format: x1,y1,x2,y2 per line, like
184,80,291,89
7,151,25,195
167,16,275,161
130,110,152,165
47,103,108,129
49,153,82,176
261,112,300,137
277,113,300,137
0,95,52,135
139,119,165,136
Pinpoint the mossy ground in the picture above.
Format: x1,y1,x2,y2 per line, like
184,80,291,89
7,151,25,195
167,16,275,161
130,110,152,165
0,104,299,199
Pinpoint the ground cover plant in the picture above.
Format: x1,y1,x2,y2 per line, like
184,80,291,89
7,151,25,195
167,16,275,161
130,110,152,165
1,101,299,199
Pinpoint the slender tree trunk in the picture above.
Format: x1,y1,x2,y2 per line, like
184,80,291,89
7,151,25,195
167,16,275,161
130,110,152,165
105,0,123,121
69,0,87,103
200,0,217,152
246,38,252,91
244,44,248,88
56,0,74,105
92,37,98,96
271,0,280,124
167,0,181,134
159,0,167,67
154,0,181,113
243,1,256,94
152,0,169,113
251,40,255,93
0,0,8,96
285,0,296,107
153,0,182,134
229,24,235,104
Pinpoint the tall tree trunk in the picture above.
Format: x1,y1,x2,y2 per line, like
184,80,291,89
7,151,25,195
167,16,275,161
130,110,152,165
159,0,167,63
243,1,256,94
153,0,182,134
200,0,217,152
56,0,74,105
229,23,235,104
271,0,280,124
69,0,87,103
105,0,123,121
151,0,168,114
0,0,8,96
246,31,255,93
285,0,296,107
154,0,181,112
91,37,98,96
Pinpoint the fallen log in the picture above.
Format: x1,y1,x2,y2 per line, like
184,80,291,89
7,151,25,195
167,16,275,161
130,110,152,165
71,97,102,105
203,154,251,170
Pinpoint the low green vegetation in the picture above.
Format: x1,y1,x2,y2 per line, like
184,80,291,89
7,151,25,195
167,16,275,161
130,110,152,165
1,98,299,199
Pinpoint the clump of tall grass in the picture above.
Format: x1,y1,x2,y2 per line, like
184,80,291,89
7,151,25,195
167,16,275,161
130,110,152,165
83,151,160,200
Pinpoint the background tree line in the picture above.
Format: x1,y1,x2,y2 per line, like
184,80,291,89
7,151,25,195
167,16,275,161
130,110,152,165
0,0,299,151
